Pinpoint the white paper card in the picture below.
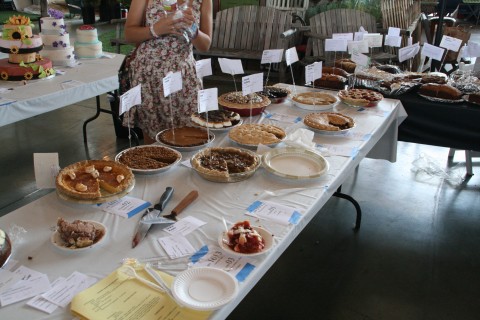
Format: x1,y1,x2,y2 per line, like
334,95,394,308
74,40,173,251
157,235,196,259
332,33,354,41
398,42,420,62
348,40,369,54
305,61,322,83
285,47,299,66
242,73,263,96
264,111,301,123
195,58,212,79
27,278,65,314
384,35,402,47
41,271,96,308
421,43,445,61
197,87,218,113
163,71,182,97
0,267,51,307
164,216,207,236
462,40,480,58
363,33,383,48
354,31,368,41
350,51,370,67
218,58,244,75
33,153,59,189
246,200,302,226
0,269,22,295
119,84,142,115
440,35,463,52
388,27,401,37
98,196,151,218
325,39,348,52
261,49,284,64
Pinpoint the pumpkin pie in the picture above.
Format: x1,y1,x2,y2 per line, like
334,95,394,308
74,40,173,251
292,92,337,105
157,126,213,147
56,159,134,200
229,124,286,145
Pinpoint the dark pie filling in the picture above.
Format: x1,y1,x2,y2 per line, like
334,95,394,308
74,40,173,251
199,150,256,173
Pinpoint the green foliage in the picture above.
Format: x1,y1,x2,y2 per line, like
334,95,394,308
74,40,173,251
98,29,134,55
305,0,382,25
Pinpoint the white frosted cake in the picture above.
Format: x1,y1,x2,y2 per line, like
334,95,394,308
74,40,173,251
39,16,76,66
74,25,102,59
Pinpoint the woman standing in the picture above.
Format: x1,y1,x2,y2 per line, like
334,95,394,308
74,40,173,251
123,0,212,144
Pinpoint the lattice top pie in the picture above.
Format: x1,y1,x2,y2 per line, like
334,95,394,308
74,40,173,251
229,124,286,145
338,88,383,107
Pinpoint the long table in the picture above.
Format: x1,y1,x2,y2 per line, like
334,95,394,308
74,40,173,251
0,87,406,319
398,91,480,152
0,54,124,127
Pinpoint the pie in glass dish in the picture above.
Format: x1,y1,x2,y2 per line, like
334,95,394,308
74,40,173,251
304,112,355,131
218,92,271,116
338,88,383,107
56,159,134,200
229,124,286,146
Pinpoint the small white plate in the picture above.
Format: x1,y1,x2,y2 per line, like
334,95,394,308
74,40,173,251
218,226,274,257
51,221,107,251
172,267,238,310
262,147,329,179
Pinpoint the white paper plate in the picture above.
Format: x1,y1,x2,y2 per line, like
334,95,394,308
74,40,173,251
218,226,274,257
262,147,329,179
115,145,182,175
51,221,107,252
172,267,238,310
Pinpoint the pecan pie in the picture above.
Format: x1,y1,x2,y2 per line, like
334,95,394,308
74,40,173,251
191,110,241,129
229,124,286,146
218,92,271,110
191,147,260,180
338,88,383,107
117,146,181,170
56,160,134,200
304,112,355,131
292,92,337,105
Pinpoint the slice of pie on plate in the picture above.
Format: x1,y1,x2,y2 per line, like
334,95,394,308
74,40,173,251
56,159,134,200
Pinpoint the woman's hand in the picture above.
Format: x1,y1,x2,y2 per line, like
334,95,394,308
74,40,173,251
151,13,184,37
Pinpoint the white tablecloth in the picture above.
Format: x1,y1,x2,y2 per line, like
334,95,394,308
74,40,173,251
0,54,124,127
0,87,407,319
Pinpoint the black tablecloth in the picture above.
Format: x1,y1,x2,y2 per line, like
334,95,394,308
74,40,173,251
398,92,480,152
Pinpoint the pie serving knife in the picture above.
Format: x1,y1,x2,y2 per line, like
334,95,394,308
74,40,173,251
132,187,174,248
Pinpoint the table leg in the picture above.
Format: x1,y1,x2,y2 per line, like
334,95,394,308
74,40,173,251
83,95,113,143
333,186,362,231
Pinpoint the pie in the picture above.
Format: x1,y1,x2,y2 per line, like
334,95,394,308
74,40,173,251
56,159,134,200
191,110,241,129
191,147,260,179
218,92,271,110
157,126,213,147
117,146,181,170
338,88,383,107
304,112,355,131
292,92,337,105
56,218,105,249
229,124,286,145
259,86,290,103
226,221,265,254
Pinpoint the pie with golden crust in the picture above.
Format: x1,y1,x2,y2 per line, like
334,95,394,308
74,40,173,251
229,124,286,145
218,92,271,110
292,92,337,105
191,147,260,179
304,112,355,131
56,160,134,200
338,88,383,107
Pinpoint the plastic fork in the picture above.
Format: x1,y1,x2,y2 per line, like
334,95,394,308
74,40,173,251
119,265,165,292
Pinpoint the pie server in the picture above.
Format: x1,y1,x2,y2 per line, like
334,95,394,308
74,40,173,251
132,187,174,248
141,190,199,224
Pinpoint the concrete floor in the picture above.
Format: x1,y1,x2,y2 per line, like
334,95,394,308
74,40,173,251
1,15,480,320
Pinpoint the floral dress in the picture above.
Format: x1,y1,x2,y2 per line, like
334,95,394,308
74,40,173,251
123,0,201,139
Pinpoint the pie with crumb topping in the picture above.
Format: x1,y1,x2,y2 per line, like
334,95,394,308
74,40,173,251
117,146,181,170
56,160,134,200
229,124,286,145
218,92,271,110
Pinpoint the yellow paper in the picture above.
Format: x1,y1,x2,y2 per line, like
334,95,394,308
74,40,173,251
71,267,211,320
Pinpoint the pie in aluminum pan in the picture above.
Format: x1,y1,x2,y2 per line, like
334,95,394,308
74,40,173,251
56,159,134,200
229,124,286,146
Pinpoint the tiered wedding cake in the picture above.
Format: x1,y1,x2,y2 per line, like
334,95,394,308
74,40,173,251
0,15,54,81
74,25,103,59
39,10,76,66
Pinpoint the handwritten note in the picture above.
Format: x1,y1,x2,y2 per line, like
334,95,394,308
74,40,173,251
261,49,284,64
119,84,142,115
157,234,196,259
195,58,212,79
198,87,218,113
164,216,207,236
242,73,263,96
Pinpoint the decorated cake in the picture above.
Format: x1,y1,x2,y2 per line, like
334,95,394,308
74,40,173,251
74,25,103,59
39,9,76,66
0,15,54,81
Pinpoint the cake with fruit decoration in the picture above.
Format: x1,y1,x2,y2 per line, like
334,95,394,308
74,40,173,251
74,25,102,59
0,15,54,81
39,9,76,66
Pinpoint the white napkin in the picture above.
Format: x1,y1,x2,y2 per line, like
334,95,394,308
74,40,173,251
283,128,316,149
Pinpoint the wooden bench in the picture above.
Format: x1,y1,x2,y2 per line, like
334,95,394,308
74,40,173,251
194,5,295,82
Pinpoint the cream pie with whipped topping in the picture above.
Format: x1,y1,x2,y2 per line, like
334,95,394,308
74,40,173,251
191,110,241,129
56,159,134,200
